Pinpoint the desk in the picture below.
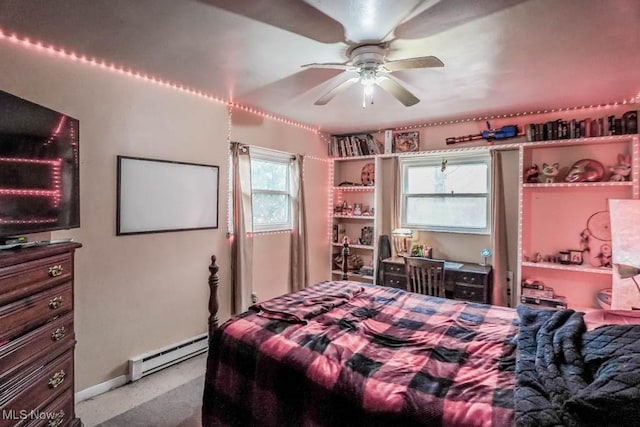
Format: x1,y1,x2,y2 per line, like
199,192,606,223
381,257,493,304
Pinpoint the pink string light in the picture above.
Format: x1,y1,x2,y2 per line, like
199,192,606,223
0,28,319,133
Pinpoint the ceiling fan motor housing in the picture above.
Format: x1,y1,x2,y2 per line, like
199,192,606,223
350,44,387,69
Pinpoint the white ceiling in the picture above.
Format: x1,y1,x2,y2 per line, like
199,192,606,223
0,0,638,134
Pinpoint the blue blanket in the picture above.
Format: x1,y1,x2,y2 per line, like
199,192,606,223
515,306,640,426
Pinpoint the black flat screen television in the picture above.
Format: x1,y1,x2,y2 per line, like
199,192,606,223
0,90,80,238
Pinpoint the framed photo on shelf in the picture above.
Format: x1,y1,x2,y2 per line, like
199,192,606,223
353,203,362,216
393,131,420,153
569,249,583,265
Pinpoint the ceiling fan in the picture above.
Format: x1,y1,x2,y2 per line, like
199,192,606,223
201,0,526,108
302,43,443,107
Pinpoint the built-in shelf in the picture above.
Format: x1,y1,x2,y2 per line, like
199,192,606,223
521,261,613,274
331,270,374,281
519,134,635,148
331,135,637,160
333,186,375,191
333,215,374,220
523,181,632,188
331,243,374,250
333,154,377,161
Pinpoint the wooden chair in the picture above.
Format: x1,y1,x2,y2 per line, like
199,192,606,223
403,257,446,297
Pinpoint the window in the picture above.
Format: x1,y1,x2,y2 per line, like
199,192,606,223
250,148,292,232
400,150,491,234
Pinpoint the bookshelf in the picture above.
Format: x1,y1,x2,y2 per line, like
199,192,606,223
517,134,639,310
330,156,377,283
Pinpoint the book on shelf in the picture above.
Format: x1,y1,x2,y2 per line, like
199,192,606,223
521,295,567,309
623,110,637,134
332,133,384,157
521,279,545,290
365,134,377,155
521,287,555,299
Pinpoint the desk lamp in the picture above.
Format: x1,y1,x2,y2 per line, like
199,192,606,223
392,228,413,257
615,263,640,294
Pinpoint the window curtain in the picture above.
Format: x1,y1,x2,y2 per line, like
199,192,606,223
290,155,308,291
377,157,401,284
490,150,508,306
230,142,254,314
392,157,400,232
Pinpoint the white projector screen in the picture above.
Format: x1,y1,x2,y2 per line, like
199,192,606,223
117,156,219,235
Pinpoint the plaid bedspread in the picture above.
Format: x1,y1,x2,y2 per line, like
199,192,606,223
203,281,518,427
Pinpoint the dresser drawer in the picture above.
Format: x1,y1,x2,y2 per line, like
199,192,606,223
0,283,73,342
0,313,74,384
447,271,486,286
0,253,73,306
384,276,407,290
0,351,73,419
382,262,404,275
454,283,485,303
22,387,74,427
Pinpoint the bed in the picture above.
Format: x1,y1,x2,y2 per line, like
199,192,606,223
201,252,640,426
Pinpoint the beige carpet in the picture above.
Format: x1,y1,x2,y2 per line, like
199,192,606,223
97,376,204,427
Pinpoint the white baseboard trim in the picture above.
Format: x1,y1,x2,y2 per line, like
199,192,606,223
75,374,129,404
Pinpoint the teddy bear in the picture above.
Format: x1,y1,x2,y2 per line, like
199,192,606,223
524,164,539,183
609,153,631,182
541,162,560,183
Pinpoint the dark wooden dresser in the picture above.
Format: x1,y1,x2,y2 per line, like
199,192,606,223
0,242,82,427
381,256,493,304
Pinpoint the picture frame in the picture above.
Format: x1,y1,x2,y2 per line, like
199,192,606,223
353,203,362,216
569,249,583,265
359,226,374,246
117,156,219,235
393,131,420,153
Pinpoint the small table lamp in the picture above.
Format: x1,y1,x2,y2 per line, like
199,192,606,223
392,228,413,257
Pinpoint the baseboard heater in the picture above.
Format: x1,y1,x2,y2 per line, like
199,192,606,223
128,333,208,381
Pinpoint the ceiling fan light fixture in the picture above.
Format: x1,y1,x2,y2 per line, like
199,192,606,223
306,43,443,107
359,68,377,86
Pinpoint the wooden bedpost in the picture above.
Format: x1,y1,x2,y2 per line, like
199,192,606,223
208,255,219,332
341,237,350,280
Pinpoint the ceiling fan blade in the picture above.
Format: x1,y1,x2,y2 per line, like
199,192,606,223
315,77,359,105
301,62,355,71
384,56,444,72
199,0,345,43
394,0,530,40
377,77,420,106
304,0,426,43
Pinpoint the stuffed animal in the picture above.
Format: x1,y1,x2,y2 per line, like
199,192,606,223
591,243,612,268
609,153,631,182
565,159,605,182
524,164,539,183
541,163,560,183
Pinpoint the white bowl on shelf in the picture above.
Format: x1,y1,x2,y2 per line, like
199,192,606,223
596,288,612,310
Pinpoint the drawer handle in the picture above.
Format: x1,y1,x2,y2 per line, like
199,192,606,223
47,410,65,427
51,326,66,341
48,265,64,277
48,370,66,389
48,296,63,310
